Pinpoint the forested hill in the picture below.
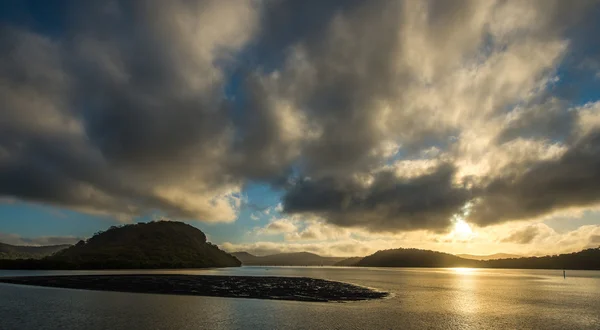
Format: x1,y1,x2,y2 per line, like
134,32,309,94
0,221,240,269
483,248,600,270
0,243,70,260
351,247,600,270
356,248,480,268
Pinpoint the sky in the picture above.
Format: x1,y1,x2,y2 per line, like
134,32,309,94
2,0,600,257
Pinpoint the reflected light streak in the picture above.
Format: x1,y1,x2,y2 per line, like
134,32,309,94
452,267,477,275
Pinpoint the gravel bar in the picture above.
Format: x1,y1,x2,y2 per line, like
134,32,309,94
0,275,388,302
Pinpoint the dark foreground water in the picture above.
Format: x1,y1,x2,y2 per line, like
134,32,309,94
1,267,599,330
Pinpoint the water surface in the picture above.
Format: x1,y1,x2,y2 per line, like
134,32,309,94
1,267,599,329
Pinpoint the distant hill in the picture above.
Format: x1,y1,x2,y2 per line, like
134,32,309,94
456,253,521,261
0,221,240,269
354,247,600,270
356,248,479,268
0,242,70,260
232,251,345,266
334,257,363,266
483,248,600,270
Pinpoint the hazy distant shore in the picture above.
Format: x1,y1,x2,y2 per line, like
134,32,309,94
0,274,387,302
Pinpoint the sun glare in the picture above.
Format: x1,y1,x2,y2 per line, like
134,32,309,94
453,267,476,275
453,219,473,236
450,200,476,239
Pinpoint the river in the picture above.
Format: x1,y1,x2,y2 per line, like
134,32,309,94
1,267,599,329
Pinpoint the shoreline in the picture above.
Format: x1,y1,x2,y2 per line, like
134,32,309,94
0,274,388,302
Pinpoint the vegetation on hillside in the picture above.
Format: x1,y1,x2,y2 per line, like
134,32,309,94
352,247,600,270
483,248,600,270
0,243,70,260
356,248,480,268
0,221,240,269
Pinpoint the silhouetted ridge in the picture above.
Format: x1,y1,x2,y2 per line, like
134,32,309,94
456,253,521,261
0,243,70,260
483,248,600,270
356,248,479,268
231,251,345,266
0,221,240,269
354,247,600,270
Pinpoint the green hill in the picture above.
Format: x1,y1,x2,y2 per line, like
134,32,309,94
0,221,240,269
0,242,70,260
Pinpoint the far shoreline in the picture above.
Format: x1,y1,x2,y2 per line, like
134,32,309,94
2,264,600,271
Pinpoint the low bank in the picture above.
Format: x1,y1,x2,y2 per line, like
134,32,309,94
0,274,388,302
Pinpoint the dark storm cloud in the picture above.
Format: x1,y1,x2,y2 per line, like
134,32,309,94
285,127,600,231
284,164,471,232
471,130,600,226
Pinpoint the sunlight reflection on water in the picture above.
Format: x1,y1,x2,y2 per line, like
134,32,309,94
1,267,600,330
452,267,477,275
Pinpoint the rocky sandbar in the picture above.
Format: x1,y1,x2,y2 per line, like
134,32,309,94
0,274,387,302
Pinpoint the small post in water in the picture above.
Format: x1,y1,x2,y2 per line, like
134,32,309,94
563,269,566,279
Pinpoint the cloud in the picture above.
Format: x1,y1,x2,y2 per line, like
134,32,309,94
270,0,599,232
0,0,259,222
470,127,600,226
284,164,470,232
224,222,600,257
590,235,600,244
256,218,298,235
501,224,545,244
2,0,600,235
285,220,351,242
221,239,376,257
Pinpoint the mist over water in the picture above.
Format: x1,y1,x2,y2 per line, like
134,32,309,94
1,267,599,330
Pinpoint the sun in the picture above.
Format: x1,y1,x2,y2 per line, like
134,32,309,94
453,219,473,236
450,200,476,239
